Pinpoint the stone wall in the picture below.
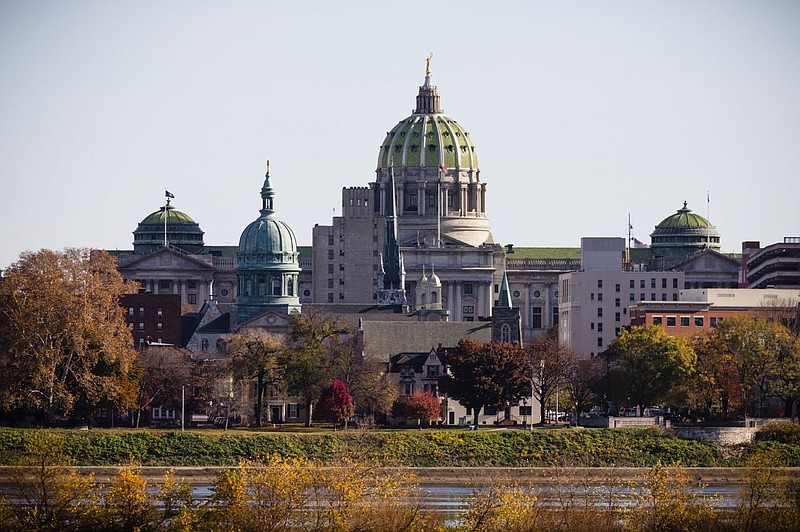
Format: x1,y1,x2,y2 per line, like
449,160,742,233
673,426,757,445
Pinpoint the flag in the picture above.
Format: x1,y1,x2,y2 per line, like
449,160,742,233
165,190,175,199
633,237,648,249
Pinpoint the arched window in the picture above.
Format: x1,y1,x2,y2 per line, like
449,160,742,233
501,324,511,344
201,338,209,351
431,291,438,303
420,294,426,307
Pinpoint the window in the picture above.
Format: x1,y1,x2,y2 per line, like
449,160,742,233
615,298,620,307
651,293,656,301
533,290,541,298
629,293,635,302
128,307,134,316
629,280,635,289
328,264,334,274
494,284,499,293
532,307,542,329
403,383,414,396
661,294,667,301
423,383,438,395
157,307,163,316
653,316,663,325
680,316,690,327
128,323,134,330
640,293,645,301
201,338,209,351
188,281,197,289
409,193,417,207
156,322,163,331
710,317,718,327
138,322,145,330
651,279,656,288
426,365,440,378
327,293,334,303
463,284,473,295
623,308,627,315
328,250,334,260
327,279,334,289
666,316,676,327
640,280,645,289
597,322,603,332
615,312,620,322
694,316,704,327
188,294,197,305
400,367,414,377
597,293,603,301
463,305,474,314
597,337,603,347
673,294,678,301
139,307,145,315
289,404,298,418
615,327,621,336
597,279,603,288
139,337,145,346
590,322,595,330
484,406,498,416
662,278,667,289
597,308,603,317
464,317,474,322
673,278,679,289
615,284,620,293
519,406,532,416
328,235,334,246
159,280,170,290
500,324,511,343
428,194,435,207
591,293,595,301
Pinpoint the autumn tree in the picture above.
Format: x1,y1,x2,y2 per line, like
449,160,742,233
606,325,696,413
318,379,354,428
134,346,199,428
527,327,574,424
689,331,742,419
565,354,604,419
328,336,396,419
439,339,529,429
225,330,284,427
0,248,138,424
282,309,350,427
402,392,442,426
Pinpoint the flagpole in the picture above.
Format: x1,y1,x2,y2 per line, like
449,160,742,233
164,192,168,248
707,191,710,248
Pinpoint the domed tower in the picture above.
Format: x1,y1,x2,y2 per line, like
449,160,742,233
650,201,720,259
236,163,301,322
133,198,204,254
374,56,492,247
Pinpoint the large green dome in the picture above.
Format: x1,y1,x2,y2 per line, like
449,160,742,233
377,114,478,171
133,201,204,254
650,201,720,258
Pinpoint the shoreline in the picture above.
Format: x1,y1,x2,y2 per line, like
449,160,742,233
2,466,797,486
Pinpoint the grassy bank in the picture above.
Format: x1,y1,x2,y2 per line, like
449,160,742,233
1,426,798,467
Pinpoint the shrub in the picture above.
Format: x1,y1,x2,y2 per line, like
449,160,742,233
755,422,800,444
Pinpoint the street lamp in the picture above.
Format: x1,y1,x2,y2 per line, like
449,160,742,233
540,359,545,423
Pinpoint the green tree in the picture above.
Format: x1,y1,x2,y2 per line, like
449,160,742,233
283,309,350,427
607,325,696,413
439,339,529,429
714,315,785,417
0,248,138,424
225,330,284,427
565,353,604,420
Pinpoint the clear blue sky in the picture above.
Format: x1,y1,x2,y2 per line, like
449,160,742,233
1,1,798,269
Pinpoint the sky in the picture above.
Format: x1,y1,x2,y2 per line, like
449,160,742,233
1,0,799,270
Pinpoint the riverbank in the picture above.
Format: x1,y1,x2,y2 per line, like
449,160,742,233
2,465,797,486
2,426,799,467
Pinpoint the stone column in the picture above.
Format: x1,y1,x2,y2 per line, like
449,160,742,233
477,282,485,318
454,282,462,321
180,280,186,305
447,282,454,317
460,184,467,216
486,282,493,317
397,186,404,217
475,184,481,216
379,183,386,216
544,283,551,328
418,181,425,215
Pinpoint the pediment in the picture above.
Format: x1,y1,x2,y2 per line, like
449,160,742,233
238,310,291,330
673,249,740,273
118,247,214,272
399,231,472,248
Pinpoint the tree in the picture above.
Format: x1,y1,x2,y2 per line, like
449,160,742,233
526,328,574,424
0,248,138,424
606,325,696,413
225,330,284,427
402,392,441,427
714,315,784,417
134,346,198,428
689,332,742,419
318,379,354,428
565,354,604,419
282,309,350,427
439,339,528,429
328,336,396,419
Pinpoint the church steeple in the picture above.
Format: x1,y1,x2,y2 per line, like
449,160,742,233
376,165,407,307
496,271,513,308
260,160,275,214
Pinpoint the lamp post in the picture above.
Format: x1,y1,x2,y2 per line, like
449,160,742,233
540,359,545,424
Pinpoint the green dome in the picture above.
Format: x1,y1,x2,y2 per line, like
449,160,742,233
133,201,204,254
650,202,720,259
377,115,478,171
655,202,712,230
376,73,478,172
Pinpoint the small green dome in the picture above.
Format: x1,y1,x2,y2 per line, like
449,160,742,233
237,216,298,267
650,201,720,258
133,201,204,254
655,201,712,230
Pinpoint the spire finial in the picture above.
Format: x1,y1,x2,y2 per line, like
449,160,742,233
425,52,433,77
683,200,687,209
260,160,275,213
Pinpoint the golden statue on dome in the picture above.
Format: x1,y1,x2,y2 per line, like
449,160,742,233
425,52,433,76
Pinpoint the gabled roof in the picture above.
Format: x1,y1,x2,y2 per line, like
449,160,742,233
117,245,214,271
361,320,491,359
670,247,741,271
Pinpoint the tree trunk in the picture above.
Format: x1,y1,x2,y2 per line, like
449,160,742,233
255,373,264,427
539,402,547,425
305,397,314,427
784,397,796,419
472,407,480,430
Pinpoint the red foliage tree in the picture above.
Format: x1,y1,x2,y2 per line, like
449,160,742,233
318,379,354,428
403,392,441,426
